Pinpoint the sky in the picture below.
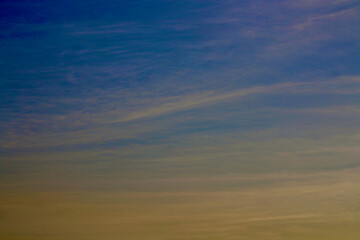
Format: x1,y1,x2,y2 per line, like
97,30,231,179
1,0,360,239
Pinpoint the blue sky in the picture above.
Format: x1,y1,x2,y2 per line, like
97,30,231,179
1,0,360,239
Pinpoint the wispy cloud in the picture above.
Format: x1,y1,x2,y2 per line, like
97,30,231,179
2,75,360,150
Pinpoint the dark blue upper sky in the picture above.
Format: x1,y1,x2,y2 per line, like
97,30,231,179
1,0,360,183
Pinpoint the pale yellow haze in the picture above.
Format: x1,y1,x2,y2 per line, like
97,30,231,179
2,168,360,240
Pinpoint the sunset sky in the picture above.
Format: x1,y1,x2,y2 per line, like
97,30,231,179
1,0,360,239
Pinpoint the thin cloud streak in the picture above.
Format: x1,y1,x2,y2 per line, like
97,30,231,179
106,75,360,124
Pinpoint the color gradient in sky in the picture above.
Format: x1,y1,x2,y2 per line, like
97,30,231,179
1,0,360,239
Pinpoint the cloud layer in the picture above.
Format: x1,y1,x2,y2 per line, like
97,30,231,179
1,0,360,239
